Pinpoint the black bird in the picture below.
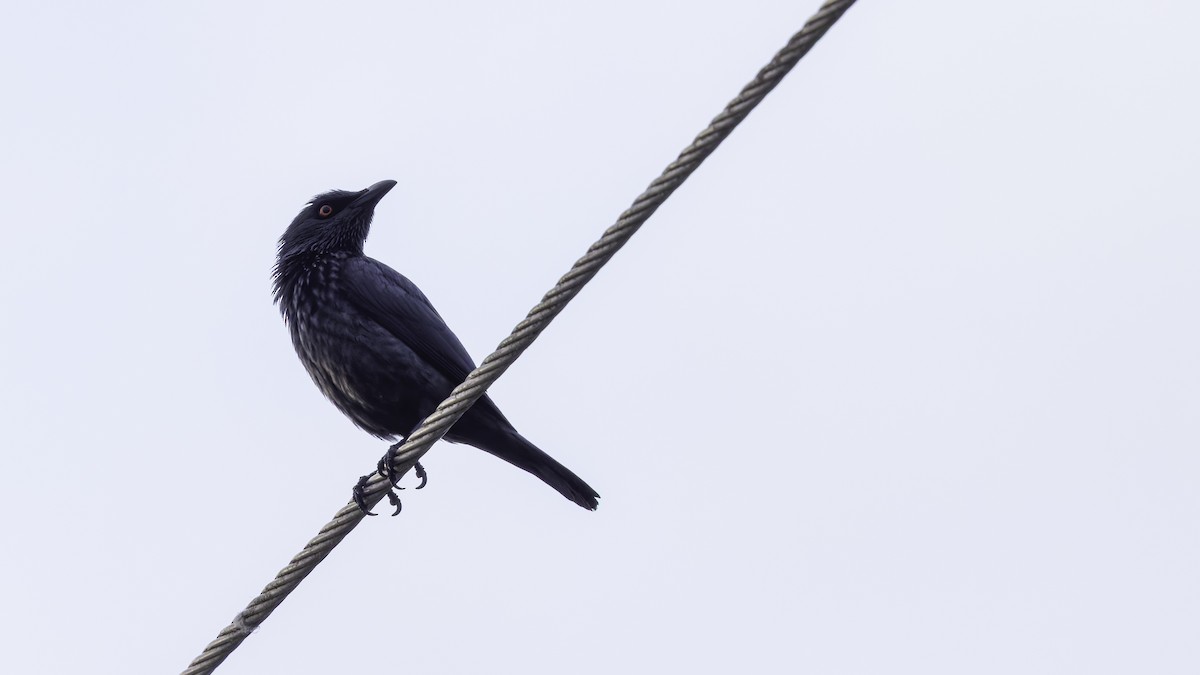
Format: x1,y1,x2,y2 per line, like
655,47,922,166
273,180,599,511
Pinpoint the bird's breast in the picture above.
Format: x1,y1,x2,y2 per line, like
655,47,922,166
282,259,444,437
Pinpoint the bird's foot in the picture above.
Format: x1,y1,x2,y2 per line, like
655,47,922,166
352,474,404,516
353,475,377,516
377,444,429,490
377,441,404,488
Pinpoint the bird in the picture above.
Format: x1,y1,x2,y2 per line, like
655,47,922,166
272,180,599,513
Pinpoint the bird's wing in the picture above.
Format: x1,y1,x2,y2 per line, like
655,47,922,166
341,256,478,384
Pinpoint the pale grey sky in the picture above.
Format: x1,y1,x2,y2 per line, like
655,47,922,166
2,2,1198,673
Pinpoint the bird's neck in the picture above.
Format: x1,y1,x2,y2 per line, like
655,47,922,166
272,250,356,308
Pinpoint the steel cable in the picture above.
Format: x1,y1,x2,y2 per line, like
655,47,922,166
182,2,857,672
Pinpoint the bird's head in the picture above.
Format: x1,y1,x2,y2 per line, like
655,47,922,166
276,179,397,261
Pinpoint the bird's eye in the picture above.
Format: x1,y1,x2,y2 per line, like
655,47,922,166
318,204,334,217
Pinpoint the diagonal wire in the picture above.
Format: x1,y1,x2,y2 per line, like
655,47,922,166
181,2,857,673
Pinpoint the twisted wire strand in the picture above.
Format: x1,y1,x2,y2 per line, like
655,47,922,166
182,2,856,672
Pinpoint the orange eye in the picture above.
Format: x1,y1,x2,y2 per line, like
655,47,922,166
318,204,333,217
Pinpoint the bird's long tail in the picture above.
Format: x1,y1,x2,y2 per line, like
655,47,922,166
474,428,600,510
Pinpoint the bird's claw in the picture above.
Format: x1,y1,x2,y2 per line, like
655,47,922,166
377,443,430,491
377,441,403,488
364,443,425,514
352,474,404,516
353,475,377,516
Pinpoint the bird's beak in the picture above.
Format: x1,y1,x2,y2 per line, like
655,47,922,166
351,180,398,209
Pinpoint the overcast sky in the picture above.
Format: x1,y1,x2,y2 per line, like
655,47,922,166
2,2,1198,673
